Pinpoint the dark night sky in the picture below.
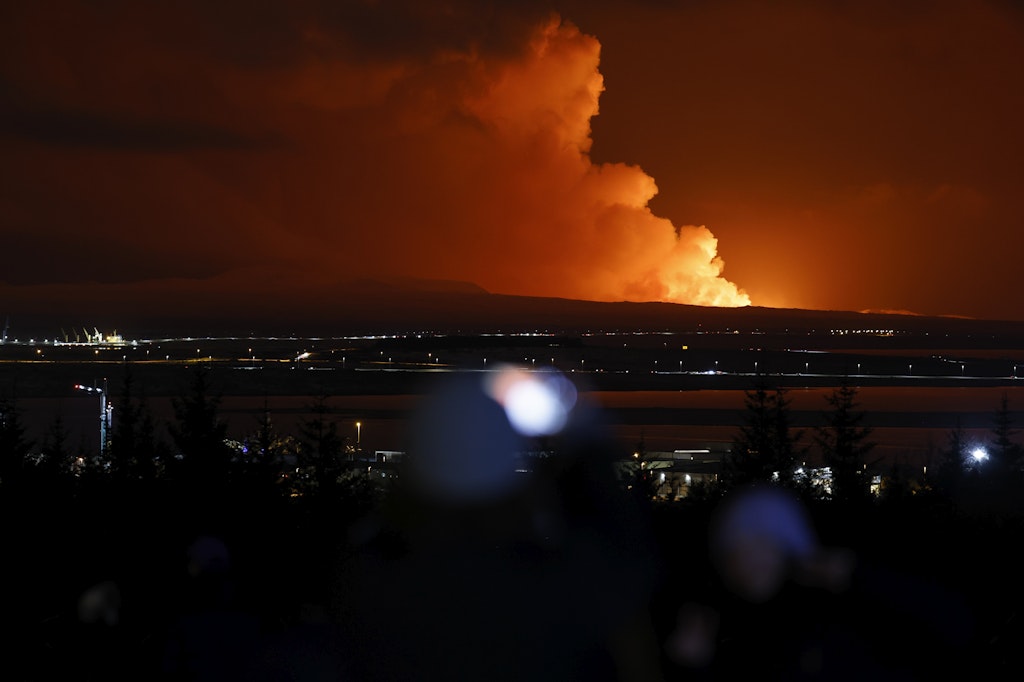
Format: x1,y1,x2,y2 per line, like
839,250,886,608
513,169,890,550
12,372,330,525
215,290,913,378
2,0,1023,324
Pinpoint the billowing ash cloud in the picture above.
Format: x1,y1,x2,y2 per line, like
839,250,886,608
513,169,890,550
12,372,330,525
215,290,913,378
278,15,751,306
0,2,749,309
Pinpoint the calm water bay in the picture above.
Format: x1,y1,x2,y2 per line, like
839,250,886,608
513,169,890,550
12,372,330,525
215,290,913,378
18,386,1024,466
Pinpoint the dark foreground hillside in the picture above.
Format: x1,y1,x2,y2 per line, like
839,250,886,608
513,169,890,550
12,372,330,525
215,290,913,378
4,471,1022,681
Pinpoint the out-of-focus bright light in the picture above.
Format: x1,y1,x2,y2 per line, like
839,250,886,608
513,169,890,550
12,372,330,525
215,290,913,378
971,447,989,463
485,364,577,437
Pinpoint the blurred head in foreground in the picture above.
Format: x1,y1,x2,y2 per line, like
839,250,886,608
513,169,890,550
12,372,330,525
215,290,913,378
406,370,530,506
709,485,817,603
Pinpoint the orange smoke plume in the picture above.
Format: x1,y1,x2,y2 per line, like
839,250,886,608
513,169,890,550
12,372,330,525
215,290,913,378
279,16,750,307
0,5,750,311
457,18,750,307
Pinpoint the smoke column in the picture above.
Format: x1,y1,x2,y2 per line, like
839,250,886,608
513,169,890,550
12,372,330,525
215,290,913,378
0,4,750,310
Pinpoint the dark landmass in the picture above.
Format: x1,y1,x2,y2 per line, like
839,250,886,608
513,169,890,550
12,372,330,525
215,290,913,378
6,277,1024,340
4,280,1024,411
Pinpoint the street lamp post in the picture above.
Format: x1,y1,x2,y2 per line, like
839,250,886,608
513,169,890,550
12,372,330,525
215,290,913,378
74,380,112,456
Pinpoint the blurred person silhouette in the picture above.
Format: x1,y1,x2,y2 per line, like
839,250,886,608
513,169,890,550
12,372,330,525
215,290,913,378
160,533,263,681
329,367,664,682
661,484,975,681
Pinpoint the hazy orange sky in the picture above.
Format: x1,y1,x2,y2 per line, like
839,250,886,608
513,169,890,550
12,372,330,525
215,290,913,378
2,0,1023,323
